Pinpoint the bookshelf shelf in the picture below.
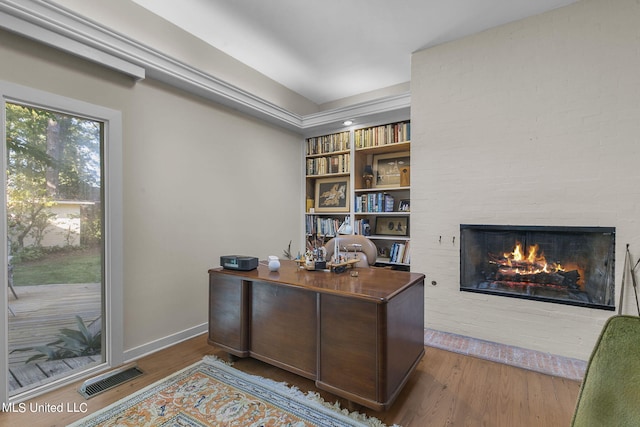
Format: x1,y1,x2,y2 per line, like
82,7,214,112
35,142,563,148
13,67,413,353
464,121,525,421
355,141,411,155
306,149,350,159
354,186,409,193
356,212,410,216
305,172,350,178
367,235,411,241
375,258,410,267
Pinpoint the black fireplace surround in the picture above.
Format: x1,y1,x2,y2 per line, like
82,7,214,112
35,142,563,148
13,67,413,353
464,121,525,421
460,224,615,310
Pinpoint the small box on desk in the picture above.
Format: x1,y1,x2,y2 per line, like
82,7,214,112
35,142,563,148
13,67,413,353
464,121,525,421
220,255,258,271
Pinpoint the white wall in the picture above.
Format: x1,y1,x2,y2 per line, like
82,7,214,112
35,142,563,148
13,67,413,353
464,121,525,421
0,29,302,353
411,0,640,360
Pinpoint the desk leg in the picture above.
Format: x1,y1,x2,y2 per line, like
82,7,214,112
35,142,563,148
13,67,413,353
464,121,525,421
346,400,363,413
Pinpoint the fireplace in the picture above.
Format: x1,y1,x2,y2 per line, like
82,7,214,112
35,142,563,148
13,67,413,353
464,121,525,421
460,225,615,310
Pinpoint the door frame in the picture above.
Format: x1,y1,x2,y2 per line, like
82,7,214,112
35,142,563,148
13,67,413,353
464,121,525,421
0,80,123,404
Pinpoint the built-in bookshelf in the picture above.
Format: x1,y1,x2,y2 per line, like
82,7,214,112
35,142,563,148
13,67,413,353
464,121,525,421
304,120,411,269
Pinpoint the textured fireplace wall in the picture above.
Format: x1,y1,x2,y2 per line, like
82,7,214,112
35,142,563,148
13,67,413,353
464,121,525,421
410,0,640,360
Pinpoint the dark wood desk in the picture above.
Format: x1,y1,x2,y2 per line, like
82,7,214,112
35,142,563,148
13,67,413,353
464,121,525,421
208,260,425,411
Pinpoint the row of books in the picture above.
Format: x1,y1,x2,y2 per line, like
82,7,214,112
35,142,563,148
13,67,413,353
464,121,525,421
306,153,350,176
306,131,350,156
355,193,394,213
387,241,411,264
354,122,410,149
305,216,342,237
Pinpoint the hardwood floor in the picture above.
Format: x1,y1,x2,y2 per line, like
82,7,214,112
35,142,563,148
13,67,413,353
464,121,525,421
0,333,581,427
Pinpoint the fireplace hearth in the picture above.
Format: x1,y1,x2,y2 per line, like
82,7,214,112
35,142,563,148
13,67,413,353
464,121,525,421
460,225,615,310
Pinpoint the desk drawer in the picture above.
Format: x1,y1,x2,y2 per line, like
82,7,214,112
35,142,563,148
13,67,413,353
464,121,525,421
250,280,317,378
318,294,378,401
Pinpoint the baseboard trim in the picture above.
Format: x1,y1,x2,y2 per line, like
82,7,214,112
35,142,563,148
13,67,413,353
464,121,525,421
424,328,586,381
123,323,208,363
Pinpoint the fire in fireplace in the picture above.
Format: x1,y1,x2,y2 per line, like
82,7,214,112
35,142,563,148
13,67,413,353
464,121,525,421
460,225,615,310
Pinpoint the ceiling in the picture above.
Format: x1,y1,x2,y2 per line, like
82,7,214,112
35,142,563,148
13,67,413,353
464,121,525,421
131,0,577,105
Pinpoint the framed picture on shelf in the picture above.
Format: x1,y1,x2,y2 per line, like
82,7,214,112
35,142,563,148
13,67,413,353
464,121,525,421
314,176,350,213
398,199,410,212
373,151,410,188
375,216,409,236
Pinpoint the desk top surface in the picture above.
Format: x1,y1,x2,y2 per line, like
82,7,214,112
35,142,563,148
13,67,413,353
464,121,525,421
209,260,425,301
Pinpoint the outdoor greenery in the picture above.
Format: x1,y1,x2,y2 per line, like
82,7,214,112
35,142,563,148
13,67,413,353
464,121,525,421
6,102,102,254
11,315,101,363
6,102,103,286
12,246,101,286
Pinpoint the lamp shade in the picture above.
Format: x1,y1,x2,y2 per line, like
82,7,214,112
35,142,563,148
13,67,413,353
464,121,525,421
337,216,352,234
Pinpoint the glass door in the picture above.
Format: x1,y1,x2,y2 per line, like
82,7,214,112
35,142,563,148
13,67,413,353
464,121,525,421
5,101,104,397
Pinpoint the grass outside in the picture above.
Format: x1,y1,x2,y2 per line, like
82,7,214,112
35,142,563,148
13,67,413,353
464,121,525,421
12,246,101,286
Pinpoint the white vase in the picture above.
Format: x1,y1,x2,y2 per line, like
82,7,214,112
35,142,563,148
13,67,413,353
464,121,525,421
268,256,280,272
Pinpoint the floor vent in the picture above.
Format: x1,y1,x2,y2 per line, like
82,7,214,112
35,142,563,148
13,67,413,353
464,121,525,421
78,363,143,399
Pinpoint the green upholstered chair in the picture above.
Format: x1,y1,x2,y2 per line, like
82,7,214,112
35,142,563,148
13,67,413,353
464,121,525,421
571,315,640,427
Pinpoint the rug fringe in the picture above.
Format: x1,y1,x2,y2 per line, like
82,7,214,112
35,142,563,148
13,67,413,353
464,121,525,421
203,354,233,366
306,391,401,427
203,355,399,427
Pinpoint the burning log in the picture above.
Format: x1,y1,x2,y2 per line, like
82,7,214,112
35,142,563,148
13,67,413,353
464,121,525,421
493,267,580,288
496,268,566,285
488,247,581,289
559,270,580,288
488,254,547,271
485,242,583,290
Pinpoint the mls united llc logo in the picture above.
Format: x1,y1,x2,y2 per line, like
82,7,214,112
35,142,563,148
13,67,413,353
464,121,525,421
2,401,88,413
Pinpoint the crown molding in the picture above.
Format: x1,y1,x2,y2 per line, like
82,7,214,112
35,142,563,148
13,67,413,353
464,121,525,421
0,0,409,133
0,0,146,80
300,93,411,137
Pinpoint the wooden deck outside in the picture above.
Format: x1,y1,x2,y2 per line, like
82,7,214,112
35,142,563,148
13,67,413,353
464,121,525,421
7,283,102,394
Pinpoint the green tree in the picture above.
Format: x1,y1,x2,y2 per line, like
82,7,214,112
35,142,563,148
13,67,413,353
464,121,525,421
6,104,55,251
5,102,102,252
7,178,55,250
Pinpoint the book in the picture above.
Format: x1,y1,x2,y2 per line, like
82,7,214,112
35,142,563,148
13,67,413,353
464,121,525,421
384,194,394,212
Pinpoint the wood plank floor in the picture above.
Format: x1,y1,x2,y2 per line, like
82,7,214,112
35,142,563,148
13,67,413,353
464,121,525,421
0,334,581,427
7,283,101,393
8,283,101,363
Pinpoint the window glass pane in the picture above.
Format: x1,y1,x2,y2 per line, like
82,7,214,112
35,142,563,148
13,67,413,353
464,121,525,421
6,102,103,396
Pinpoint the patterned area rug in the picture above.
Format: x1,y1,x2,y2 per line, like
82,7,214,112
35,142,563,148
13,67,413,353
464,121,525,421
70,355,395,427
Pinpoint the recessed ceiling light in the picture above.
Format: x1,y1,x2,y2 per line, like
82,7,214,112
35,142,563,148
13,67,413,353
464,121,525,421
343,120,353,126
